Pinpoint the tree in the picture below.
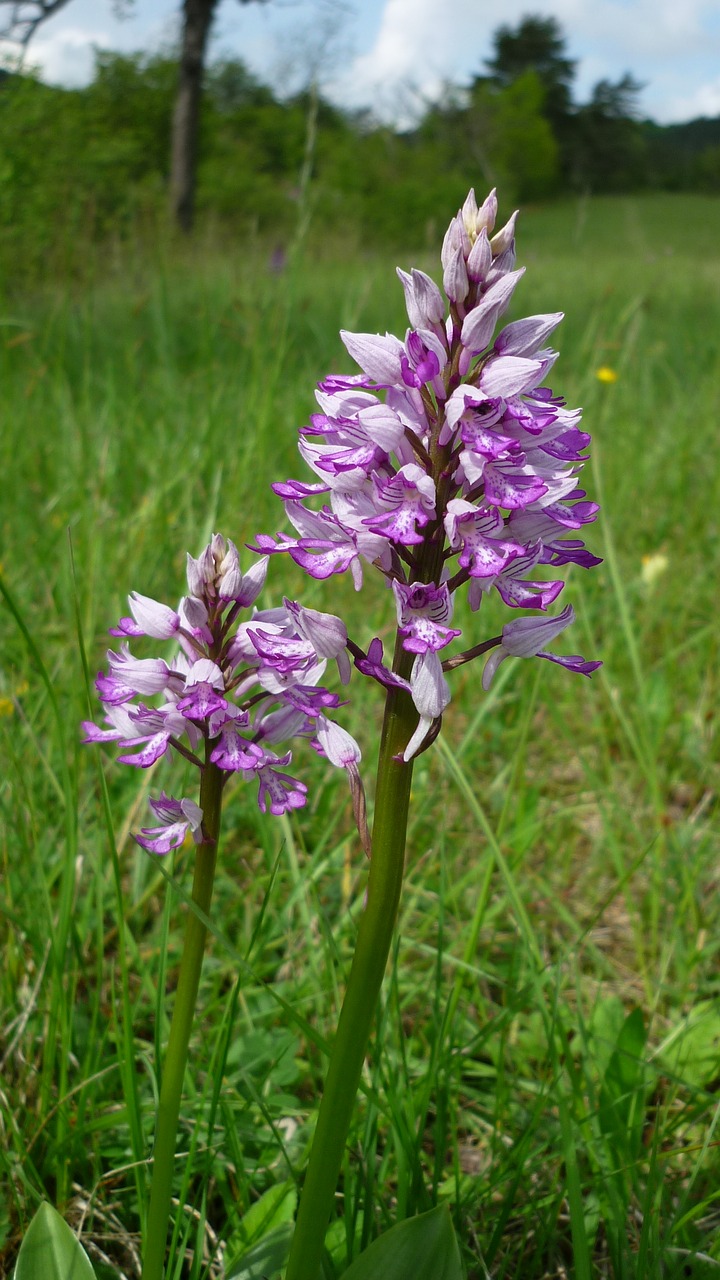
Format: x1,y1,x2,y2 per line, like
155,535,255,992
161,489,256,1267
588,72,644,121
484,14,576,132
170,0,270,231
0,1,73,45
0,0,267,231
572,74,647,191
419,70,559,202
170,0,219,229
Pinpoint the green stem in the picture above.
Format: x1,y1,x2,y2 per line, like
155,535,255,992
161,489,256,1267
285,659,417,1280
141,759,224,1280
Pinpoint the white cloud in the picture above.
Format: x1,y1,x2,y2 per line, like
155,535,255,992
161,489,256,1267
327,0,486,121
22,27,110,86
661,77,720,122
329,0,720,124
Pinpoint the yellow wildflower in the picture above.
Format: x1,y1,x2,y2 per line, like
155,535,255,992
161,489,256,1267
596,366,618,384
641,553,669,588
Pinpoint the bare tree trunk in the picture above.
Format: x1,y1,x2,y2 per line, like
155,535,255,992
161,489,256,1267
169,0,218,232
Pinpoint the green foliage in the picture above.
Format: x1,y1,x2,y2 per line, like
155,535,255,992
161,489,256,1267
0,53,175,281
572,76,648,191
468,72,560,200
225,1205,463,1280
226,1226,293,1280
643,118,720,192
1,26,719,291
414,69,559,208
225,1183,296,1277
597,1008,648,1164
693,144,720,191
13,1204,96,1280
484,13,576,129
339,1206,463,1280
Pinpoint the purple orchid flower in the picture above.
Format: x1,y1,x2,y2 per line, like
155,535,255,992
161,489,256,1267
481,605,603,690
135,794,204,855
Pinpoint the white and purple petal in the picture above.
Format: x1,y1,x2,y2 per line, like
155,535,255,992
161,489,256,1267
315,715,362,768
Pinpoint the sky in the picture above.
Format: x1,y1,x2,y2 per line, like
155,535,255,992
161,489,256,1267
4,0,720,125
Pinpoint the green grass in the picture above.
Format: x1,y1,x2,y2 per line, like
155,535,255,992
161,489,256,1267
1,192,719,1279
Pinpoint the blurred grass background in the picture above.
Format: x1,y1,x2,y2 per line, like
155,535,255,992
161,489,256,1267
0,192,719,1278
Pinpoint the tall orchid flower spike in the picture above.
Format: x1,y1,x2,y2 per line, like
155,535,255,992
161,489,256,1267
259,186,600,761
271,189,602,1280
82,534,359,1280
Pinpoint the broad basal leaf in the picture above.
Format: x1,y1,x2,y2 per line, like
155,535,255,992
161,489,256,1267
14,1204,96,1280
339,1205,463,1280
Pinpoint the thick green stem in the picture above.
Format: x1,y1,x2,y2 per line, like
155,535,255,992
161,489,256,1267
141,759,223,1280
285,657,417,1280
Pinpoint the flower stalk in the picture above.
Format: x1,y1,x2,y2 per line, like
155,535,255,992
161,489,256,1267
285,642,417,1280
142,754,223,1280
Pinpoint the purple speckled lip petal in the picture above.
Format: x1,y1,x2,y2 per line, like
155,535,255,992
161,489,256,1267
135,820,193,854
210,730,267,772
257,763,308,815
117,731,172,768
109,616,146,639
392,581,462,654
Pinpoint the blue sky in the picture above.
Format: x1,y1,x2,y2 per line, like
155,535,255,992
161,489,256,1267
5,0,720,124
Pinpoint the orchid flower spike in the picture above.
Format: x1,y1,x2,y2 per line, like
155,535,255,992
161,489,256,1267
83,535,360,851
258,189,601,758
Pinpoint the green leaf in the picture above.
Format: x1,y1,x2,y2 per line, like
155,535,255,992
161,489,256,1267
225,1183,297,1275
324,1212,364,1272
226,1222,294,1280
598,1006,648,1160
239,1181,297,1244
584,995,627,1075
661,1001,720,1090
339,1206,463,1280
14,1204,97,1280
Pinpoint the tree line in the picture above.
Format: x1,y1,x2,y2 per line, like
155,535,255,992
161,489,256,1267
0,14,718,286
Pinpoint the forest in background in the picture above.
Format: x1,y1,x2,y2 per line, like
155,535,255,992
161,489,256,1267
1,14,719,288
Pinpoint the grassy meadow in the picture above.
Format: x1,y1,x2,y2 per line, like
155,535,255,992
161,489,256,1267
1,192,719,1278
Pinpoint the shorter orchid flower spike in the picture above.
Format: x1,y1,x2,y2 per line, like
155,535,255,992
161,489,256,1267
83,533,361,849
